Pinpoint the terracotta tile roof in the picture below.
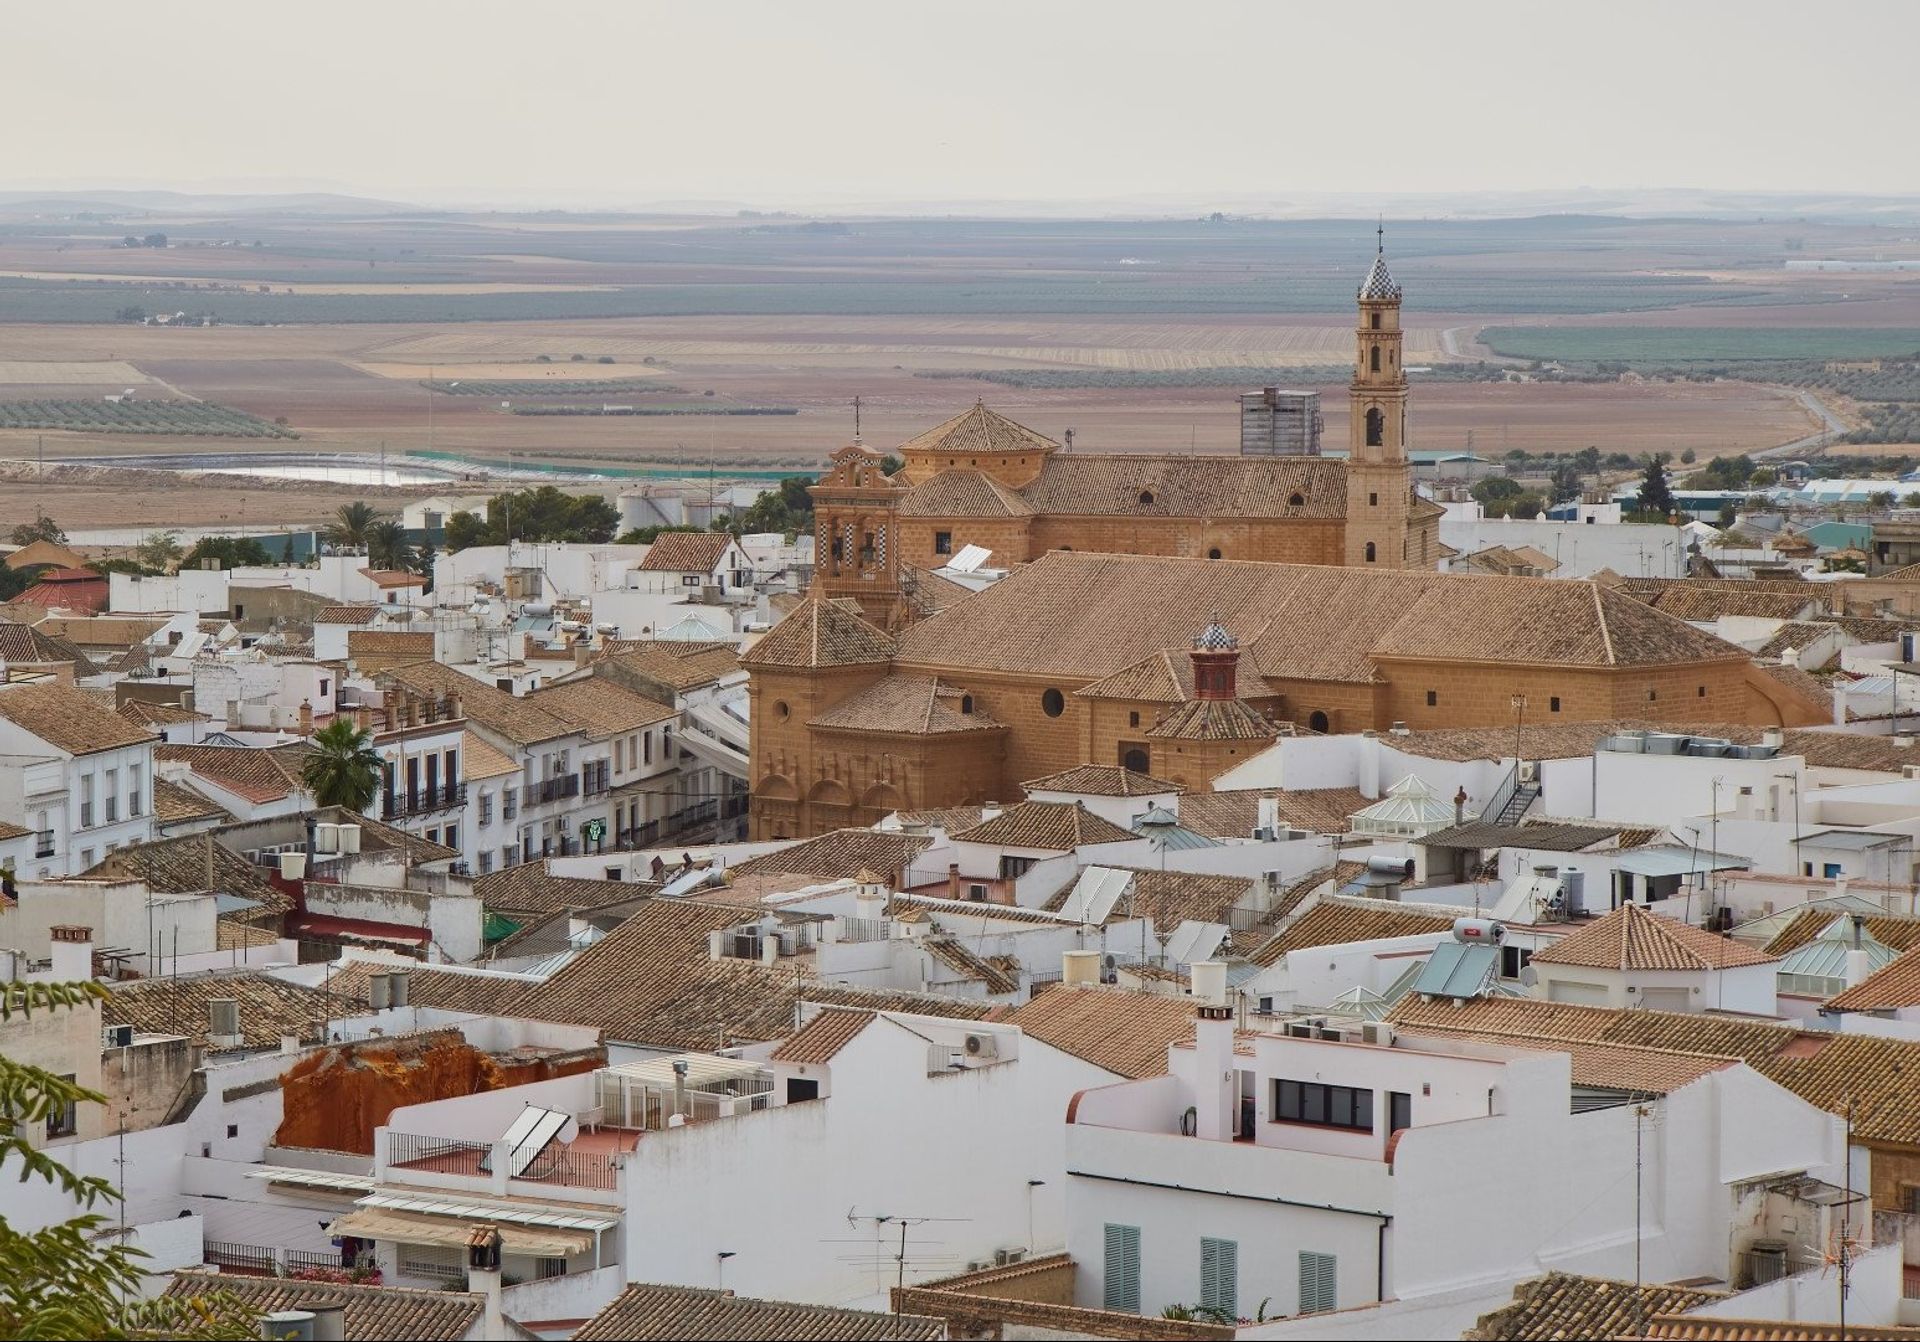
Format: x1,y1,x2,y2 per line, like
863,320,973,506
472,864,656,918
1531,904,1779,971
105,973,361,1052
352,812,459,865
357,567,424,590
922,935,1020,993
18,570,109,614
576,1283,943,1342
594,639,741,691
1765,909,1920,958
741,599,895,670
0,621,103,674
892,553,1745,685
0,683,154,755
527,677,677,738
1625,581,1824,622
1643,1317,1920,1341
0,818,28,840
152,777,230,825
900,402,1059,458
809,674,1007,736
459,730,518,780
1827,945,1920,1012
217,917,281,949
1500,1040,1740,1095
1760,662,1833,717
314,604,382,625
1147,697,1281,741
1178,787,1369,838
1464,1271,1725,1341
1249,899,1456,967
903,565,977,616
506,898,990,1050
897,468,1035,518
894,804,988,832
950,800,1135,851
1075,649,1195,703
637,530,736,573
117,699,206,728
348,629,433,656
312,960,536,1016
1103,867,1256,931
1020,454,1349,519
731,829,930,883
83,831,291,914
1008,984,1200,1078
1024,764,1184,797
1422,818,1654,853
769,1007,876,1063
382,662,574,746
163,1271,483,1341
156,742,312,803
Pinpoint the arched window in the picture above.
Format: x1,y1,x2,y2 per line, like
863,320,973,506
1207,548,1222,560
1122,748,1150,773
1308,710,1330,733
1365,408,1384,447
1370,346,1381,373
959,695,974,715
1370,312,1381,330
1365,541,1377,563
1287,492,1304,507
1041,688,1065,717
1138,490,1155,506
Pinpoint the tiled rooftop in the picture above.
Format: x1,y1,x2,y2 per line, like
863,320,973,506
0,682,154,755
164,1273,485,1341
1530,904,1778,972
1464,1271,1725,1341
575,1283,944,1342
950,801,1136,851
1007,984,1202,1078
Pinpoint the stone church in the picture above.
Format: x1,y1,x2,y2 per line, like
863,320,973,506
811,242,1444,630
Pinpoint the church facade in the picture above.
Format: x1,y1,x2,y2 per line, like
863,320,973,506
811,243,1442,630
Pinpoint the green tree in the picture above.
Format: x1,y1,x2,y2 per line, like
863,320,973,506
1635,455,1677,520
415,541,437,593
1680,448,1697,464
442,486,619,551
1870,490,1897,509
365,520,416,573
0,980,259,1340
300,719,383,811
132,531,183,572
1749,467,1779,488
1548,462,1583,506
8,515,66,546
737,476,816,536
1574,446,1602,475
1508,491,1545,520
1718,502,1738,528
324,501,379,551
880,454,905,475
182,536,270,570
616,523,703,545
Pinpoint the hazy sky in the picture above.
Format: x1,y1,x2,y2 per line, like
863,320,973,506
7,0,1915,210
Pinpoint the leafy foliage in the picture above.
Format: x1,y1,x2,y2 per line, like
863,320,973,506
0,400,292,438
1635,455,1677,520
0,981,260,1340
132,532,183,572
365,520,416,573
442,486,618,551
182,536,270,570
616,523,705,546
299,719,382,812
8,516,66,546
735,476,815,537
324,502,378,550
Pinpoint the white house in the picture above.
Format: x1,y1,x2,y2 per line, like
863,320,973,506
1525,902,1782,1013
627,531,754,599
0,684,156,876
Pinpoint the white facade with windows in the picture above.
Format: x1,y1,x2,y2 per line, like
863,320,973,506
0,728,154,879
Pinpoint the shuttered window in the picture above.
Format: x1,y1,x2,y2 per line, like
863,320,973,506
1200,1237,1238,1319
1103,1223,1141,1313
1299,1250,1337,1315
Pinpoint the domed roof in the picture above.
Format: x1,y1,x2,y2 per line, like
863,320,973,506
1192,618,1237,652
898,402,1059,457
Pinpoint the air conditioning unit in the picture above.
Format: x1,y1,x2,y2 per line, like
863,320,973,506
1251,826,1278,842
993,1247,1027,1267
1360,1021,1394,1048
963,1032,998,1059
965,1260,993,1274
1102,953,1118,985
558,815,571,832
967,884,988,901
103,1024,134,1048
1518,761,1539,784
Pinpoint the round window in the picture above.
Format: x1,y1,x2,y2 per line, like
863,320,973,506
774,700,791,720
1041,688,1065,718
1207,548,1222,560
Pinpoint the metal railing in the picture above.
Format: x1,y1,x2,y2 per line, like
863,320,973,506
1479,763,1520,825
284,1247,376,1275
533,776,581,805
204,1240,275,1273
387,1131,491,1173
382,783,467,820
515,1146,620,1190
401,1256,466,1283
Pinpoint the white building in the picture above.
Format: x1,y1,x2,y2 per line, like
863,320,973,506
0,683,156,877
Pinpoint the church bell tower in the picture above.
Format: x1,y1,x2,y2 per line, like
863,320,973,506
1344,228,1414,568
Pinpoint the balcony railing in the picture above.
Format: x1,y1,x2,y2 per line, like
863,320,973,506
531,776,581,805
388,1131,493,1173
204,1240,275,1274
382,783,468,821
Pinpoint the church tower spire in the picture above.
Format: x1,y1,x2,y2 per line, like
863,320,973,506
1344,230,1415,567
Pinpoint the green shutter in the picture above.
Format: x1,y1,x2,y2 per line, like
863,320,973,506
1299,1250,1337,1315
1200,1237,1238,1319
1103,1223,1141,1313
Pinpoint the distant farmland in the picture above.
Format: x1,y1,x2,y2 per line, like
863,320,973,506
1482,326,1920,363
0,399,294,437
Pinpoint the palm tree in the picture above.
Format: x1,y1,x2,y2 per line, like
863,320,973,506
300,719,383,812
366,520,416,573
325,501,379,552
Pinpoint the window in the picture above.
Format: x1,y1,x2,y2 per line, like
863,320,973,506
1200,1238,1238,1319
1274,1079,1374,1131
1288,492,1304,507
128,764,143,817
80,848,94,869
1370,312,1381,330
1122,747,1150,773
1905,1186,1920,1216
104,769,119,823
1138,490,1155,506
681,574,699,587
47,1076,77,1138
478,792,493,824
1549,696,1561,713
443,825,458,852
1207,548,1222,560
79,775,94,829
1308,711,1329,733
226,1123,239,1139
1364,542,1376,563
1501,945,1533,979
1299,1251,1337,1315
1698,685,1707,697
1425,690,1437,707
1365,407,1384,447
934,531,953,555
1129,711,1140,728
643,731,653,765
774,701,790,720
1370,346,1381,373
1369,492,1378,506
1389,1091,1413,1135
999,855,1037,881
1648,689,1657,702
959,695,973,714
478,851,494,875
1103,1224,1141,1313
319,677,330,696
1041,688,1065,717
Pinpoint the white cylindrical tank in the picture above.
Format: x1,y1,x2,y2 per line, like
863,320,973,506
1190,959,1229,1007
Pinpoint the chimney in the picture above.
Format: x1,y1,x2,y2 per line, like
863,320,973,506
671,1058,689,1121
1782,646,1801,670
465,1225,506,1341
947,863,961,901
48,925,93,982
707,929,727,961
1189,619,1239,701
355,704,372,732
1193,1003,1236,1142
1062,948,1101,987
1763,728,1785,750
297,699,314,737
1190,958,1229,1007
1833,680,1849,728
854,878,887,923
1453,785,1468,826
448,691,464,720
1256,795,1280,835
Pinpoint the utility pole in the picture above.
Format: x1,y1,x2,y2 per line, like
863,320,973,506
853,395,862,441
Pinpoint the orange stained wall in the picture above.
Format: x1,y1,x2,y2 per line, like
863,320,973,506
896,517,1035,570
1149,736,1275,791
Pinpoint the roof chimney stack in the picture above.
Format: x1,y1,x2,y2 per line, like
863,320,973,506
48,925,93,983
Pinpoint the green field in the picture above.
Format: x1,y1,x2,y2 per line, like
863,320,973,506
425,377,683,396
0,399,294,437
1481,326,1920,363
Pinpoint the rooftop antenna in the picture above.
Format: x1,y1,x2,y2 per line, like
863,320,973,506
1377,217,1384,254
853,395,862,443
